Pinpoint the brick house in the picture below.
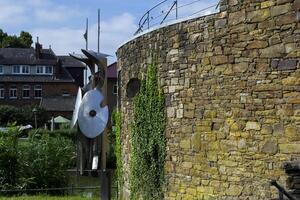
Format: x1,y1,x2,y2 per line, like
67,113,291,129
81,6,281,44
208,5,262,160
0,43,85,119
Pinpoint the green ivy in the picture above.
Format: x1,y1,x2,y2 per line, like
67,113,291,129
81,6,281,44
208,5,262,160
130,63,166,200
112,111,123,194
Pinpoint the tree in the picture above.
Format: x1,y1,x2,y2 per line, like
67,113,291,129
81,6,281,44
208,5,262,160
0,29,33,48
19,31,33,48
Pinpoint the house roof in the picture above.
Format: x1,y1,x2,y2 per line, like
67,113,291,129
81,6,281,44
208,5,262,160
0,48,57,65
58,56,86,68
40,96,76,112
107,62,117,78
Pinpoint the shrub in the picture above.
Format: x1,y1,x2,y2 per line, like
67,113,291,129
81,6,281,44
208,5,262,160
0,105,48,127
0,127,76,193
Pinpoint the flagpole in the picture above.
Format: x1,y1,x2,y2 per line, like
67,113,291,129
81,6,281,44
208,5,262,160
85,18,88,85
98,9,100,53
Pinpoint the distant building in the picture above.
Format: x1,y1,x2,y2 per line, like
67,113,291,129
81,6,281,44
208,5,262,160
0,42,85,119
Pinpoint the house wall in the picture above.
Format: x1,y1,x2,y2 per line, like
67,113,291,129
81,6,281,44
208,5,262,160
0,82,77,106
117,0,300,199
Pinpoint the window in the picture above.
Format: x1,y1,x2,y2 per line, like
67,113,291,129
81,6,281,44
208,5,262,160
36,66,53,75
21,66,29,74
9,85,17,99
13,65,30,74
113,84,117,95
34,85,42,98
13,66,20,74
45,66,53,74
0,85,4,99
62,91,70,97
22,85,30,99
0,66,3,74
36,66,44,74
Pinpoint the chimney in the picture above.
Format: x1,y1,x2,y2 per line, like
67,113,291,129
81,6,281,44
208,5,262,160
35,37,42,59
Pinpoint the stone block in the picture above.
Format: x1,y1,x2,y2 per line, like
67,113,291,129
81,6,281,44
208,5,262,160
192,133,201,151
260,44,285,58
282,77,300,85
271,4,292,17
279,144,300,153
277,59,298,70
177,109,183,118
276,13,296,26
180,139,191,150
228,10,246,25
247,40,268,49
210,55,228,65
261,140,278,155
167,107,176,118
226,185,243,196
245,122,261,131
215,19,227,29
247,9,270,22
285,126,299,140
261,1,275,8
233,62,248,73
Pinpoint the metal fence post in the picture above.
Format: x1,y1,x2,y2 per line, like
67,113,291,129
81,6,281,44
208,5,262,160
175,0,178,19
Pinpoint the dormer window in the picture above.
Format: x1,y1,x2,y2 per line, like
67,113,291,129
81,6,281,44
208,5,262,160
13,65,30,74
45,66,53,74
36,66,53,75
36,66,44,74
13,66,20,74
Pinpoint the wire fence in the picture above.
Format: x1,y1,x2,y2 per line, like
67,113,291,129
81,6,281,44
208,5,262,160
135,0,220,35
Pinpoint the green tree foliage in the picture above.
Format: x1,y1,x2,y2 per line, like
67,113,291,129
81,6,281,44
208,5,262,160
0,29,33,48
0,105,48,127
130,63,166,200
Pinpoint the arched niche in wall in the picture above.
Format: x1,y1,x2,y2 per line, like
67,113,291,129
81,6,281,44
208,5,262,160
126,78,141,98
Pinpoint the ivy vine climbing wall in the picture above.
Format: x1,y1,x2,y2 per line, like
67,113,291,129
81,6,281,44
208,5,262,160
130,63,166,200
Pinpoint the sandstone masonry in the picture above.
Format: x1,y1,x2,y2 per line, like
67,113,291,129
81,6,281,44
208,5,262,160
117,0,300,199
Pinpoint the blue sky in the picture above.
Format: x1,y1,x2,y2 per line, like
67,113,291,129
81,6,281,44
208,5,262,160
0,0,218,64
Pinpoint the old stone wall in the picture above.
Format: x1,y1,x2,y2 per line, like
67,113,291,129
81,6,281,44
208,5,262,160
117,0,300,199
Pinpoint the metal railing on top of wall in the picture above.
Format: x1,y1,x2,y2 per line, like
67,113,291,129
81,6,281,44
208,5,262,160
134,0,220,35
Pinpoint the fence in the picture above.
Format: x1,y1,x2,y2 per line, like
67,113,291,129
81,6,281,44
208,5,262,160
135,0,220,35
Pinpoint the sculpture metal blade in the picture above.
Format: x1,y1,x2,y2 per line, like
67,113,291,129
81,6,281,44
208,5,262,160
71,87,82,128
77,89,108,138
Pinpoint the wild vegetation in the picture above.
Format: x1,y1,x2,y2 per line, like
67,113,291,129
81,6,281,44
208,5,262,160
0,127,75,193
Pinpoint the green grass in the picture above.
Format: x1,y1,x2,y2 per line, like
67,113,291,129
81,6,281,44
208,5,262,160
0,196,98,200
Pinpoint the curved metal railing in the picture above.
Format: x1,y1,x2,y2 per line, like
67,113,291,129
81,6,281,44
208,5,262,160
270,180,297,200
134,0,220,35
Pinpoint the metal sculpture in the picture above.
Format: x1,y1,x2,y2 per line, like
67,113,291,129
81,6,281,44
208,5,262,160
78,89,108,138
70,49,109,135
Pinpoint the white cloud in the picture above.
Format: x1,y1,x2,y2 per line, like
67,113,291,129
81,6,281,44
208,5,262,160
0,1,28,26
31,13,137,64
34,6,82,23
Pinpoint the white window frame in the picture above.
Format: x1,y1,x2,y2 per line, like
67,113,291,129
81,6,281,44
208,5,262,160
22,85,30,99
9,86,17,99
13,66,20,74
34,85,42,99
13,65,30,74
0,85,4,99
0,66,3,74
45,66,53,74
21,65,30,74
36,66,44,74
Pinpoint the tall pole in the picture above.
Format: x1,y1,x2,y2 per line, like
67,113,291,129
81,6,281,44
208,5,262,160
85,18,88,85
98,9,100,53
